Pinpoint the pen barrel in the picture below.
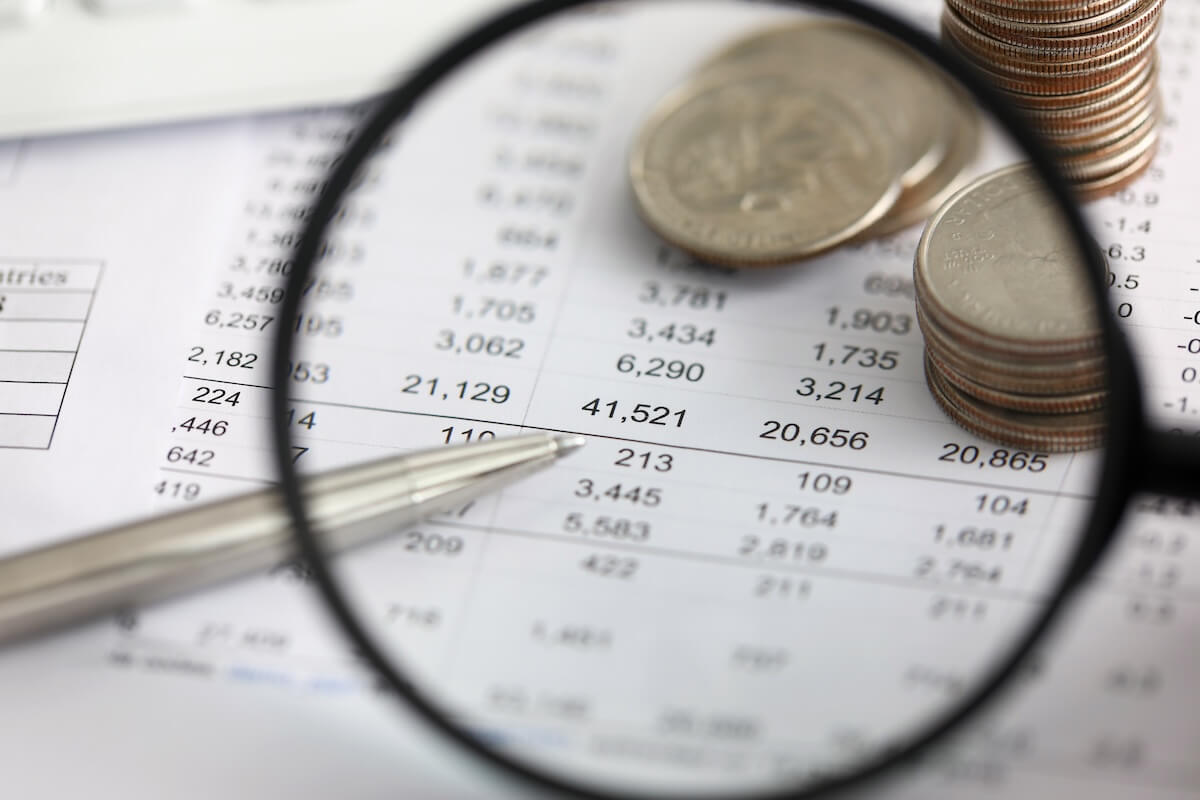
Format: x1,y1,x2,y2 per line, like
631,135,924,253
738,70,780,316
0,434,567,645
0,489,299,645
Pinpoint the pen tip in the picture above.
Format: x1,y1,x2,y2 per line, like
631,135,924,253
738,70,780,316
553,434,587,456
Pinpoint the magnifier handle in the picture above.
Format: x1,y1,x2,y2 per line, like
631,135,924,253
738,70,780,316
0,433,582,645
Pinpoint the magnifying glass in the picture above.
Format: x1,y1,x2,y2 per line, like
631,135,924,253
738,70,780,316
270,0,1199,797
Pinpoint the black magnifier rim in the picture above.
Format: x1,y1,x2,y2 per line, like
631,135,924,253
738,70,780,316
271,1,1143,798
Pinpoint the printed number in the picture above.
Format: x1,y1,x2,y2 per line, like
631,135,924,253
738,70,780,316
176,417,228,436
402,531,464,555
796,471,852,494
165,446,215,467
563,513,651,541
581,554,637,579
825,306,911,335
287,361,330,383
616,353,704,382
402,375,511,403
614,448,673,472
153,480,201,501
794,377,885,405
581,398,686,427
574,479,662,507
441,426,496,444
638,281,728,310
760,422,869,449
287,409,316,429
939,443,1047,472
626,318,716,346
187,347,258,368
191,386,241,406
435,330,525,358
811,342,899,370
203,310,274,331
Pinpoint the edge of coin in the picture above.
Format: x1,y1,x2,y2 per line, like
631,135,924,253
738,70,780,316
858,77,981,238
924,354,1106,452
926,345,1108,413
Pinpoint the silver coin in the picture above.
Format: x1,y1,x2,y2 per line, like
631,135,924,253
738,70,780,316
694,19,957,190
925,346,1107,414
859,79,980,237
924,355,1106,453
914,164,1102,356
940,0,1161,196
916,303,1106,393
630,68,901,266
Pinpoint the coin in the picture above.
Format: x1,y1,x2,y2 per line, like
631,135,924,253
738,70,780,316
947,0,1144,38
1059,113,1159,179
1074,139,1159,200
953,0,1136,26
925,347,1107,413
943,0,1162,63
858,80,980,238
925,356,1106,452
1043,91,1157,152
1021,64,1155,130
629,63,902,266
914,165,1102,357
943,16,1159,90
941,0,1162,196
693,19,958,190
1008,55,1154,110
916,305,1107,391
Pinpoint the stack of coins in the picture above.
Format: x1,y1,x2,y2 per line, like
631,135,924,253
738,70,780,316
942,0,1163,200
629,20,980,267
915,164,1107,452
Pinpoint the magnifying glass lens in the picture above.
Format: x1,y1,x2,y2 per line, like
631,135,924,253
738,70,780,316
284,2,1113,795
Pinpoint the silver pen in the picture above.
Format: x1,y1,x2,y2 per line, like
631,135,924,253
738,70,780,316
0,432,584,645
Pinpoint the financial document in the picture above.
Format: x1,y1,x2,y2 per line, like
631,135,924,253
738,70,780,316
2,1,1199,798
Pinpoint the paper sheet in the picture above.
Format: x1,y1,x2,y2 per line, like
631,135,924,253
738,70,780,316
2,1,1199,797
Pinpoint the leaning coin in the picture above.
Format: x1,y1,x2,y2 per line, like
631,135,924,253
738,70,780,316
859,79,980,237
630,68,901,266
695,19,954,189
